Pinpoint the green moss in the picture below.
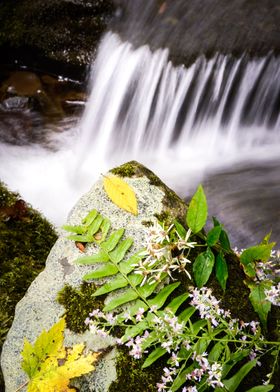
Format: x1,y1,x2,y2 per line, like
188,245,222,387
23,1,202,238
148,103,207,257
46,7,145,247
0,181,57,390
108,346,165,392
154,211,172,226
57,282,106,333
110,163,136,178
110,161,187,224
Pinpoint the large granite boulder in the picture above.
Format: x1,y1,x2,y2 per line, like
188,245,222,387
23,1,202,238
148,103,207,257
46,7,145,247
1,161,186,391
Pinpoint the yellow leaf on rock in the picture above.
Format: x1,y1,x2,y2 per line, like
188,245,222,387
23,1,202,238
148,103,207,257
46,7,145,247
103,175,138,215
21,318,99,392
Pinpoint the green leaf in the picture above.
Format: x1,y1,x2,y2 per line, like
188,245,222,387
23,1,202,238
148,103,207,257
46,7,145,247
174,220,187,238
246,385,274,392
178,306,196,322
215,252,228,291
103,288,138,311
192,319,207,335
88,215,103,236
98,218,111,242
194,337,210,356
101,228,125,252
62,225,86,234
118,252,145,275
117,300,148,321
142,347,167,368
261,232,272,245
186,184,208,233
221,349,250,379
138,279,162,298
82,209,98,226
22,318,65,378
122,320,149,342
240,244,275,265
165,293,189,314
109,238,134,263
127,273,143,287
242,261,257,278
213,216,221,226
222,359,257,392
207,225,222,246
247,281,272,328
83,263,118,280
220,229,231,251
75,250,110,265
193,247,215,288
208,341,226,362
93,275,128,296
148,282,181,309
21,339,39,379
67,234,93,243
171,364,194,391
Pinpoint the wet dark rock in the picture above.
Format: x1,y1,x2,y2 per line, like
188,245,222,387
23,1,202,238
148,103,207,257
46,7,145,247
1,96,29,111
2,71,42,96
113,0,280,66
0,0,115,77
0,68,86,145
1,0,279,73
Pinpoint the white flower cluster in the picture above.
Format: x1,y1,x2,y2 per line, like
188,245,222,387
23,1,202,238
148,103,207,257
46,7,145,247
189,287,261,337
189,287,231,327
85,308,117,338
186,352,224,388
265,282,280,306
134,222,196,285
125,332,149,359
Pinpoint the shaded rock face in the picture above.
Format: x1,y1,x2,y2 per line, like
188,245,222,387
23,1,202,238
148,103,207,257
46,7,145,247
0,161,185,391
113,0,280,66
0,0,115,76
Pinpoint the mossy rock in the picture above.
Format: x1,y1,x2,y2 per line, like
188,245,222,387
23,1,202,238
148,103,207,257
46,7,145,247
0,181,57,391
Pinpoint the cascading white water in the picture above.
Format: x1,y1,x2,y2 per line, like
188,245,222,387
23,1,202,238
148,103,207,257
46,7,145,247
75,33,280,202
78,33,280,166
0,32,279,237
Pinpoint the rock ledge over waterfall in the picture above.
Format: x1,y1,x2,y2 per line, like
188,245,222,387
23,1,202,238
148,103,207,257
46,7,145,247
1,161,186,391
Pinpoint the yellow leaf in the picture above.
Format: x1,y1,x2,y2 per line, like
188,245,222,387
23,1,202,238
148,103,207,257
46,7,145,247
21,318,99,392
103,175,138,215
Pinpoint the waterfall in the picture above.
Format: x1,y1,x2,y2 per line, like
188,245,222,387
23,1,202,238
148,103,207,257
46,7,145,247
0,31,279,236
77,33,280,179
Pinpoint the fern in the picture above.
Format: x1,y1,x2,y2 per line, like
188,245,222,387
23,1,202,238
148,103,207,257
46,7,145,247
64,211,185,317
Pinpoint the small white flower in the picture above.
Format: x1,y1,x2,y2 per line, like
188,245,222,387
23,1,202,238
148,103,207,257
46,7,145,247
136,307,145,321
170,352,180,367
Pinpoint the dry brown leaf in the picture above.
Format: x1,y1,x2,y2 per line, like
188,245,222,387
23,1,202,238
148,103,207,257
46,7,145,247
103,175,138,215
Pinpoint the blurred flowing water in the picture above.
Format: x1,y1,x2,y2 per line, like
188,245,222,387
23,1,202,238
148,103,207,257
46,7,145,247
0,32,279,246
